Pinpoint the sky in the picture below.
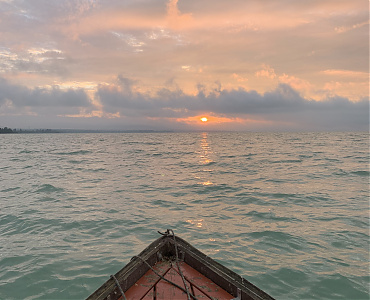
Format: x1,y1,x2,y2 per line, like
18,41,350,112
0,0,368,131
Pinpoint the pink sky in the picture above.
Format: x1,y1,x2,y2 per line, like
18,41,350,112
0,0,368,131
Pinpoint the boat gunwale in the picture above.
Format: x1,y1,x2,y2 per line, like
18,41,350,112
86,236,170,300
86,234,274,300
174,236,274,300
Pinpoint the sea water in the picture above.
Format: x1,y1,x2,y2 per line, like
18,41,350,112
0,132,368,299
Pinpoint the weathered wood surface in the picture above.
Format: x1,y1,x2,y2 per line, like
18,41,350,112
86,234,275,300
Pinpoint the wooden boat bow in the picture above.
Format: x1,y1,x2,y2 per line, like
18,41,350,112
87,230,275,300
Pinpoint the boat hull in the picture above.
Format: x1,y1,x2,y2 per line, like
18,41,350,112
87,233,274,300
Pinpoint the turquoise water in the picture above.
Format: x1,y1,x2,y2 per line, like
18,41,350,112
0,132,368,299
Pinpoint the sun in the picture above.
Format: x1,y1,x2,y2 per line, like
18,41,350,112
200,117,208,122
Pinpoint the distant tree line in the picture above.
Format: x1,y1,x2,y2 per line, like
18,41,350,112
0,127,60,134
0,127,14,134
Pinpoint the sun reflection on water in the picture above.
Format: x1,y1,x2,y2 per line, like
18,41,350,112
198,132,214,185
186,133,219,249
186,219,204,228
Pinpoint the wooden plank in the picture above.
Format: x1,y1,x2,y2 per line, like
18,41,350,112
86,234,275,300
124,261,171,300
156,267,188,299
177,262,233,299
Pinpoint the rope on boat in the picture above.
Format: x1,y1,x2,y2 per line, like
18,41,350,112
159,229,267,300
110,274,127,300
159,229,192,300
132,255,198,300
109,229,268,300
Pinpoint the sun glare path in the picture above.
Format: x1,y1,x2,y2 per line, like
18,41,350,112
201,117,208,122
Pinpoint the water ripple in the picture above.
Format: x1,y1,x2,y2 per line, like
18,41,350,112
0,132,368,299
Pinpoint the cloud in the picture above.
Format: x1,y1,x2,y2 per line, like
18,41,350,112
335,21,369,34
321,69,368,78
0,0,368,131
0,77,94,116
96,78,369,131
166,0,193,30
0,74,367,131
278,74,312,93
255,65,276,79
232,73,248,83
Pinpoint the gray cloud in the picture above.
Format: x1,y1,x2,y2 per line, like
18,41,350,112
0,74,367,131
96,79,369,131
0,77,94,115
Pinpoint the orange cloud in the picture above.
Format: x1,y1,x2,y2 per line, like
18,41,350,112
166,0,193,30
67,13,163,39
323,81,369,101
320,70,368,101
232,73,248,82
335,21,369,33
65,0,195,38
278,74,312,91
321,69,368,78
64,0,320,40
255,65,276,79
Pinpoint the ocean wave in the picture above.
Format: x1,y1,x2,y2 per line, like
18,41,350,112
35,184,64,193
53,150,92,156
0,132,368,300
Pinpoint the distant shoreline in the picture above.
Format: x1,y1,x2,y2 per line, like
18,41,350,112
0,128,174,134
1,127,367,134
